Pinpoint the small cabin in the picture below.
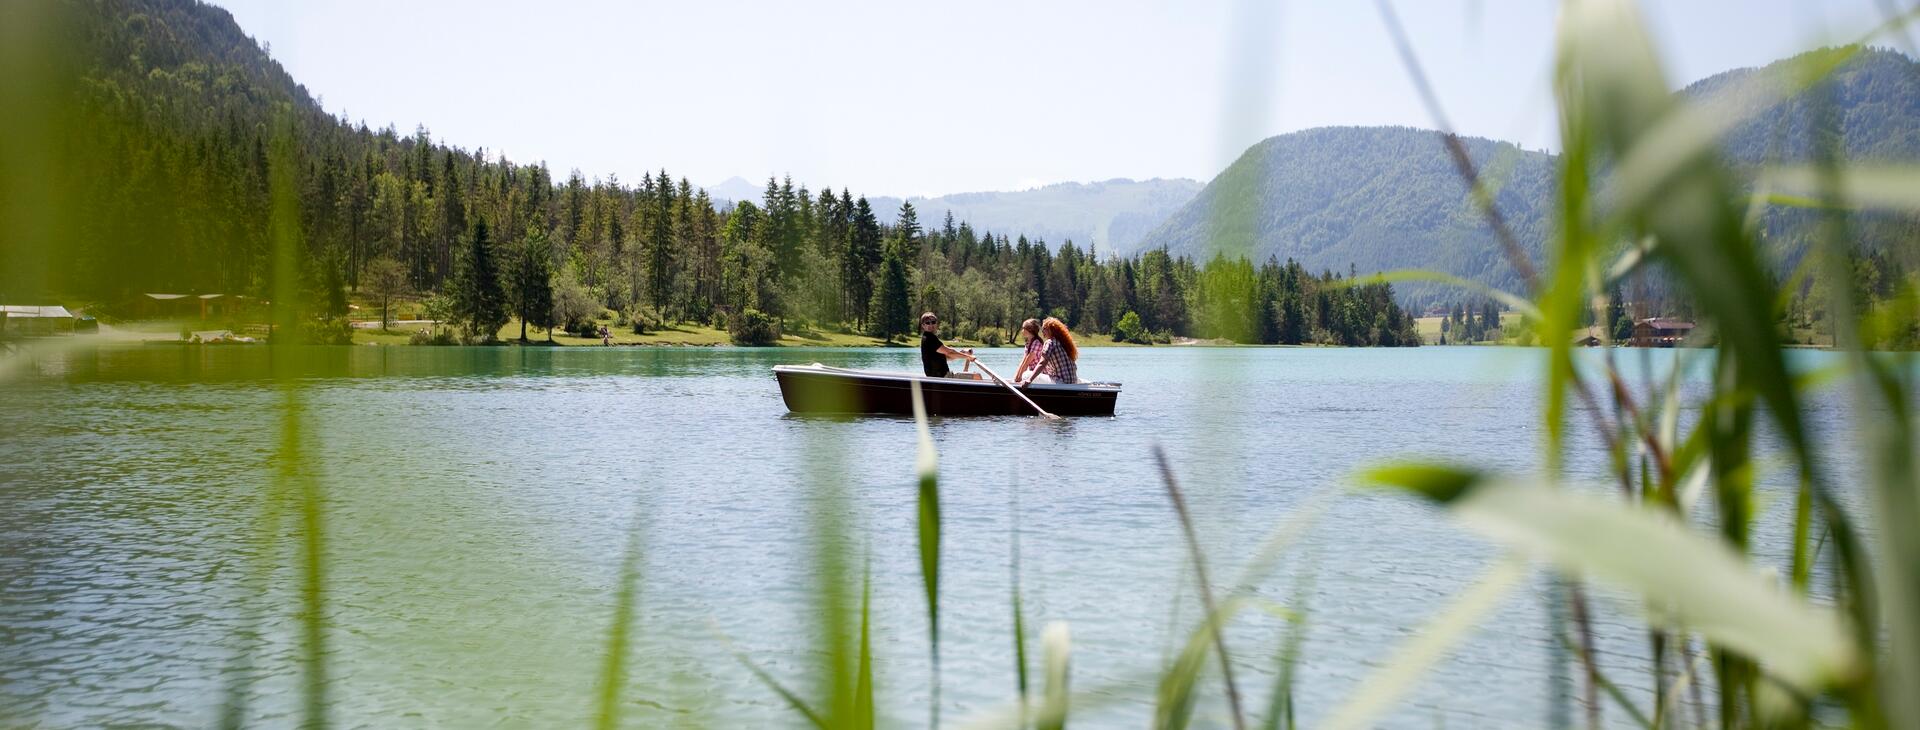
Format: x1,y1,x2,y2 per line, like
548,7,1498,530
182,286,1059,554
1573,327,1603,347
1,305,77,336
1629,318,1695,347
135,293,252,320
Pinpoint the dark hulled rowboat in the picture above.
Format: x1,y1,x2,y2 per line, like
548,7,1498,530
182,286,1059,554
773,363,1120,416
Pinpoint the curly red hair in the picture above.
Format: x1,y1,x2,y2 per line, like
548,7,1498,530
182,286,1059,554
1041,317,1077,361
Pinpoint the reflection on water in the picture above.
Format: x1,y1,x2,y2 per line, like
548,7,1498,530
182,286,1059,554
0,345,1865,727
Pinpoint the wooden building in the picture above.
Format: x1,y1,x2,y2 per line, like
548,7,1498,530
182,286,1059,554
1629,318,1695,347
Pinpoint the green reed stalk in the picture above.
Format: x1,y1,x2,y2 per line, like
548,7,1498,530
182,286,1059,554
594,508,646,730
1010,468,1031,723
1153,445,1247,730
1259,570,1311,730
912,381,944,728
263,105,332,730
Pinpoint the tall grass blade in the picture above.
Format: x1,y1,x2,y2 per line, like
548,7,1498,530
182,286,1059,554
1037,622,1073,730
263,106,331,730
1366,466,1862,691
1154,446,1249,730
858,562,876,730
1375,0,1538,291
1259,570,1311,730
594,508,646,730
1804,74,1920,730
726,638,827,730
1009,471,1031,722
1154,610,1216,730
1604,48,1861,217
1343,270,1541,321
1761,165,1920,211
1155,595,1266,730
1322,557,1529,730
912,380,944,728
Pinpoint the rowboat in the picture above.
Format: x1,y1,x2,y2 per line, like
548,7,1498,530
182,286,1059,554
773,363,1121,416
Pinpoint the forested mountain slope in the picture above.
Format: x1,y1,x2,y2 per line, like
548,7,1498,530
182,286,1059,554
1139,48,1920,306
1139,126,1556,303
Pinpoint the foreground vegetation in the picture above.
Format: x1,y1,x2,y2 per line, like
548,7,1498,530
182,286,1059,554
725,5,1920,730
5,1,1920,729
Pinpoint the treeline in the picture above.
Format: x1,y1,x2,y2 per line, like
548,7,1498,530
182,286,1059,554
19,0,1419,347
1437,300,1506,345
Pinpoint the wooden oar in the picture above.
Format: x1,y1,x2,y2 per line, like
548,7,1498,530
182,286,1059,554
971,359,1062,420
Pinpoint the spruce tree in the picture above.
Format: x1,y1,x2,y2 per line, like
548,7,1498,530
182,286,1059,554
844,197,882,325
866,250,910,341
645,168,675,312
511,224,555,341
449,219,508,342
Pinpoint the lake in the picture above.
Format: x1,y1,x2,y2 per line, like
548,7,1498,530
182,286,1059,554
0,345,1868,728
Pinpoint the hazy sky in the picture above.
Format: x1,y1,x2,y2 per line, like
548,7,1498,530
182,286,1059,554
214,0,1908,197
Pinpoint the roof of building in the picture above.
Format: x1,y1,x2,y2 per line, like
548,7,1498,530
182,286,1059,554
1638,318,1696,331
1,305,74,318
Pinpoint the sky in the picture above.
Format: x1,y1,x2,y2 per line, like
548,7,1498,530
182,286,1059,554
213,0,1910,198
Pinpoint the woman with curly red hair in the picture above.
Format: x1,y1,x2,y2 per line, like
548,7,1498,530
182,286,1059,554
1019,316,1079,385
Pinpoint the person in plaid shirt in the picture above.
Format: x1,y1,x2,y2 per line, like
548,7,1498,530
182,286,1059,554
1021,316,1080,385
1012,318,1045,384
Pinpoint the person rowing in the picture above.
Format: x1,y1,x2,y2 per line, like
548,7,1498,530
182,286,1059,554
918,311,981,379
1017,316,1079,385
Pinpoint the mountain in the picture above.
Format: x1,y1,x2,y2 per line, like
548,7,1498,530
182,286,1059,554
1139,127,1555,301
700,176,765,204
710,177,1203,254
1137,48,1920,305
864,178,1202,254
1691,47,1920,165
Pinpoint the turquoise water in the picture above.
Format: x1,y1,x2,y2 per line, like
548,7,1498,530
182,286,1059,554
0,345,1866,727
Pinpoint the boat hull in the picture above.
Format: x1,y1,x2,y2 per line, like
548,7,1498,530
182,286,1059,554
774,365,1118,416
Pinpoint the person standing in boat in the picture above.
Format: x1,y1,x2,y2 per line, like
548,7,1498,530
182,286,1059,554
919,312,980,379
1011,318,1045,384
1019,316,1080,385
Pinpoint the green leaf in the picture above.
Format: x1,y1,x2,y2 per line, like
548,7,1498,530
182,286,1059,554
1604,47,1859,218
1360,463,1485,504
1340,269,1541,322
1448,480,1861,691
1761,165,1920,211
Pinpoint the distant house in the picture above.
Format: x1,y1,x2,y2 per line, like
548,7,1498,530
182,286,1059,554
1573,327,1603,347
1629,318,1695,347
135,293,252,320
1,305,77,336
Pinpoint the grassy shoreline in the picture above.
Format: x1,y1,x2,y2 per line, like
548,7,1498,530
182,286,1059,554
350,317,1154,348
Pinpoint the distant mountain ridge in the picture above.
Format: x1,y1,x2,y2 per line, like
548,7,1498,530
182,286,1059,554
700,176,765,204
706,177,1202,254
1137,47,1920,304
1139,126,1556,301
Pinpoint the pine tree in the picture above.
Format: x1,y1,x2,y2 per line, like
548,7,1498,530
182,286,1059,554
644,168,675,313
867,249,911,341
844,197,882,325
511,224,555,341
449,219,508,342
895,200,921,247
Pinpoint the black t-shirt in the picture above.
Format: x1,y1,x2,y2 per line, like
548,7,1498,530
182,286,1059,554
920,331,949,377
